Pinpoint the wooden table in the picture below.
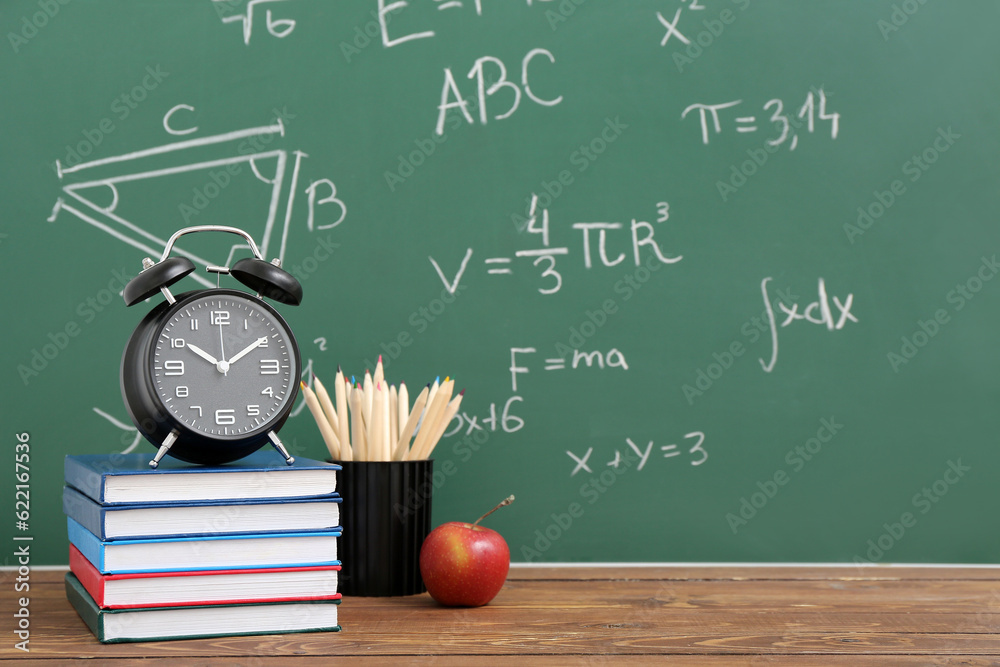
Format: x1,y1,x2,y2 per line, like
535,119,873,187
4,565,1000,664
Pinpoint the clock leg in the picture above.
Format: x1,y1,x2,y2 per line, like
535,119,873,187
149,430,179,469
268,431,295,465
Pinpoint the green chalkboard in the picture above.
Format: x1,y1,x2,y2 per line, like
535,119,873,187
3,0,1000,565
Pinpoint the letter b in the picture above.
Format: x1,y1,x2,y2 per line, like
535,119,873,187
918,318,939,338
352,25,370,48
543,178,563,200
39,0,61,18
702,17,724,36
874,188,895,210
586,309,607,328
83,127,105,148
866,539,884,561
380,339,402,360
738,496,757,520
757,478,779,498
884,521,905,540
210,170,231,190
533,529,551,551
415,137,436,156
48,330,70,350
728,164,747,187
552,511,573,531
712,350,734,370
396,155,414,178
747,146,768,167
20,16,39,39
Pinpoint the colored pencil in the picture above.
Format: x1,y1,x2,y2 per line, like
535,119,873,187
300,381,340,460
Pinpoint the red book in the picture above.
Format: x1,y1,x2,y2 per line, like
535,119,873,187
69,544,341,609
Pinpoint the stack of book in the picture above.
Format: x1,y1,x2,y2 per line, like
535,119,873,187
62,451,342,643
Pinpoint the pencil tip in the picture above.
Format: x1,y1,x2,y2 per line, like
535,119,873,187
378,354,382,363
459,389,465,395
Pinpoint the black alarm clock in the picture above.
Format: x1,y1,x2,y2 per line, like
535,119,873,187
120,225,303,468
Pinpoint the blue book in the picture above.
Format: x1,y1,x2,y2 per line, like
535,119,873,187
67,517,341,574
65,451,340,505
63,486,342,540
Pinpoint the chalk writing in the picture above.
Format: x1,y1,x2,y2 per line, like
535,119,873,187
568,430,708,476
430,198,681,294
758,277,858,373
683,89,839,150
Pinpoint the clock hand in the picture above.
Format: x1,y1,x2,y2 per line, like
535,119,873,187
227,337,267,366
217,317,227,375
185,343,219,366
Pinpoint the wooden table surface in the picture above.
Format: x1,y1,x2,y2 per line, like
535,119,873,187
4,565,1000,665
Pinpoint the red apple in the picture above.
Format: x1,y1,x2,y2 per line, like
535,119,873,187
419,495,514,607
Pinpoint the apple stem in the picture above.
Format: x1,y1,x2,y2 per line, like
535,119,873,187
472,495,515,527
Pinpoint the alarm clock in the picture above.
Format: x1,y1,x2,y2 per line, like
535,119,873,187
120,225,303,468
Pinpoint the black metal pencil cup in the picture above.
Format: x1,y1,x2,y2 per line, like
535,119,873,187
335,460,434,596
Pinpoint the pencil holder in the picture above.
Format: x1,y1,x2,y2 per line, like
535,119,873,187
334,459,434,596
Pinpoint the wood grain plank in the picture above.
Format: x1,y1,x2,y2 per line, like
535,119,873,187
5,569,1000,662
508,566,1000,581
7,658,1000,667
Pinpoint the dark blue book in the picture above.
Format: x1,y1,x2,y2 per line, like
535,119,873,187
65,451,339,505
63,486,341,540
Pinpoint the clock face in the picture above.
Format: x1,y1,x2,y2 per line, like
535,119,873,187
150,292,299,440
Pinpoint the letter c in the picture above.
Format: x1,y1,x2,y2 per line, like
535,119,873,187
163,104,199,136
522,48,563,107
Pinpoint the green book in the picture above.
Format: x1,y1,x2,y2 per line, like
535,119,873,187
65,573,340,643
